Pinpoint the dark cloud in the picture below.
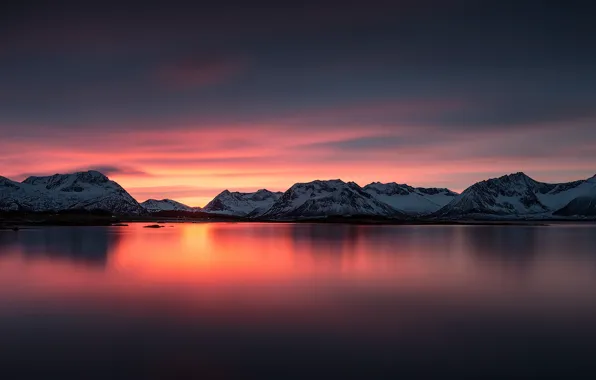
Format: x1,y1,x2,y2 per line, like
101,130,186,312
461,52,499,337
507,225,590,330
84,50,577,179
301,135,435,151
1,0,595,188
156,54,250,89
438,96,596,130
82,165,151,177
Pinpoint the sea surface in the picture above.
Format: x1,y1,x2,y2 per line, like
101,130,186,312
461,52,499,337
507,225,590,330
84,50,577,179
1,223,596,379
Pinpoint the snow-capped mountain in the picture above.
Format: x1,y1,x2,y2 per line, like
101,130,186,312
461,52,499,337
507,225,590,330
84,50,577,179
203,189,283,217
0,170,145,214
141,199,197,212
364,182,458,215
435,172,596,218
260,179,404,219
3,170,595,220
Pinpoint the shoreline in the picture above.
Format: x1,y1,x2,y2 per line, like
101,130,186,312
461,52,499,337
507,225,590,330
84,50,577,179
2,213,595,228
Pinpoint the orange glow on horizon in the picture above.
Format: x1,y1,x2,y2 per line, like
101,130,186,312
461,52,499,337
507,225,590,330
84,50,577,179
2,114,595,207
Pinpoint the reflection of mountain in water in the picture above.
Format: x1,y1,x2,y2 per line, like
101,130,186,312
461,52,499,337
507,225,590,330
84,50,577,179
0,231,21,254
289,224,362,259
464,226,539,269
291,224,359,244
0,227,120,267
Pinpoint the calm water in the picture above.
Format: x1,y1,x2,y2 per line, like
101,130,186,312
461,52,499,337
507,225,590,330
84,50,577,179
1,223,596,379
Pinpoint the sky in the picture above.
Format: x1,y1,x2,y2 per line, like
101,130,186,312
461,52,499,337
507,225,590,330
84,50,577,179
1,0,595,206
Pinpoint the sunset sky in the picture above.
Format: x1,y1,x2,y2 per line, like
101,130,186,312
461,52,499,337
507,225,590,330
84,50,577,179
1,1,595,206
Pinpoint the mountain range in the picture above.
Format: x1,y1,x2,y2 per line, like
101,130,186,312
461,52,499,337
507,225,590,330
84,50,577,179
1,170,595,220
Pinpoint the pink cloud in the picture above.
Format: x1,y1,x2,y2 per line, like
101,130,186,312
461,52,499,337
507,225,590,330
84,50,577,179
1,101,595,206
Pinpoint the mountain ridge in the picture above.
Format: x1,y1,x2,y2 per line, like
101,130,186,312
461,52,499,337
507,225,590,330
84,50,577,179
2,170,596,220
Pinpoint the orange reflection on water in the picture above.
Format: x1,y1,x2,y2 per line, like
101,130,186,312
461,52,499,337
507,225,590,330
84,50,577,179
109,223,448,286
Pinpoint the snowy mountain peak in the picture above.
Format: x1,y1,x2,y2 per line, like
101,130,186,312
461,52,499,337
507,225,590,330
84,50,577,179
203,189,282,217
479,172,536,188
24,170,108,183
507,171,530,179
364,182,414,195
1,171,144,214
435,173,548,217
250,189,283,201
436,172,596,218
261,179,403,219
23,170,111,190
141,198,195,212
75,170,109,181
293,179,346,188
363,182,458,215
